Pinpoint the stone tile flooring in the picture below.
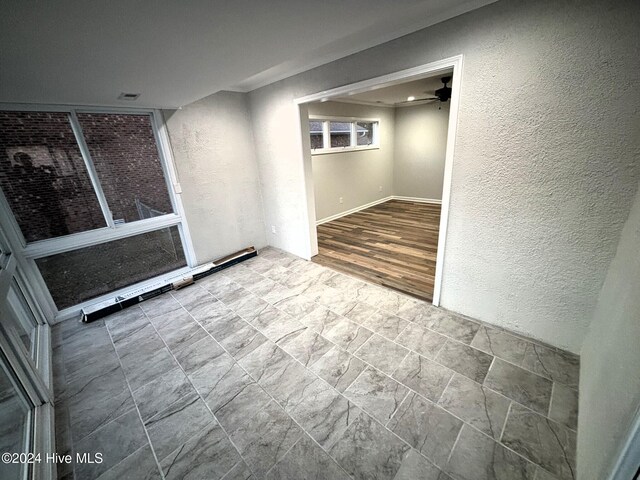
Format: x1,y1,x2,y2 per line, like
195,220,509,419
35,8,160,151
52,247,580,480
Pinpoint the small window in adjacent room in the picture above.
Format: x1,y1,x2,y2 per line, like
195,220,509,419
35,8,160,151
308,117,378,154
356,121,374,146
309,120,324,150
329,121,352,148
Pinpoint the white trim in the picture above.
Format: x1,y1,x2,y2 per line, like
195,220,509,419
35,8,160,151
316,196,393,225
433,56,463,306
295,54,464,306
315,196,441,225
309,115,380,155
153,110,198,266
312,145,379,156
309,114,380,123
23,214,182,258
68,110,115,227
294,57,460,105
393,196,442,204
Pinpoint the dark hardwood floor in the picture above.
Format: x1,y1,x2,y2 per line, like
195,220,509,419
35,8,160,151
312,199,441,301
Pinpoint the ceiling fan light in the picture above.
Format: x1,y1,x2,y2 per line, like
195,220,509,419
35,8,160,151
407,96,415,101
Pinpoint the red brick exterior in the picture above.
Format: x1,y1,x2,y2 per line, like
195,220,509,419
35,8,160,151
0,111,105,242
78,113,174,223
0,111,174,242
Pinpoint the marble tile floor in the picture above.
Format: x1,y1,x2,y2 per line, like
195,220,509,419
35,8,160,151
52,247,580,480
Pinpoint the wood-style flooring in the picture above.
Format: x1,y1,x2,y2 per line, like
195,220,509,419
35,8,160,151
313,199,440,301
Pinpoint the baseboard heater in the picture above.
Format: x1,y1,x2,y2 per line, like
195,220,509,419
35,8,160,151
81,246,257,323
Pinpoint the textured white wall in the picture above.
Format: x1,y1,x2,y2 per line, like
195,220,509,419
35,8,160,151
249,0,640,352
163,91,267,263
578,182,640,480
394,102,449,199
308,102,395,221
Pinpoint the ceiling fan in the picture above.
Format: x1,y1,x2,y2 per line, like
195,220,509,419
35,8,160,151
398,76,452,104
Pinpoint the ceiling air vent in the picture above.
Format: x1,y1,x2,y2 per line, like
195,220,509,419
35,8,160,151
117,92,140,101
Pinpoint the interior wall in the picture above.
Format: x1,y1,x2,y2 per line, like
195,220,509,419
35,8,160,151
248,0,640,353
308,101,395,221
577,181,640,480
393,102,449,200
163,91,267,264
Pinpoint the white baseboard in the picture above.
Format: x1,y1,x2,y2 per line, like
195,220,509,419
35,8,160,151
316,196,393,225
316,195,441,225
392,196,442,204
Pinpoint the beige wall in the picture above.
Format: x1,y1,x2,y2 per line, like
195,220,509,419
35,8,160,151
308,101,395,221
163,91,267,264
249,0,640,353
578,181,640,479
394,102,449,200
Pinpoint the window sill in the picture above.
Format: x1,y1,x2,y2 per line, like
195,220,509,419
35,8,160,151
311,145,379,156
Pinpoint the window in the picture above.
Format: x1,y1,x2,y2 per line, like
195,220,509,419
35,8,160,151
309,117,379,153
35,226,186,309
329,121,352,148
77,113,174,223
0,111,105,242
0,107,192,313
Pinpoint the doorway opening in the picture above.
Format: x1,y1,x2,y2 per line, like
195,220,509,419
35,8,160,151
295,56,463,305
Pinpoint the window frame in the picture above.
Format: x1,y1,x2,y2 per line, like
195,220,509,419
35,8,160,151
0,103,196,320
309,115,379,155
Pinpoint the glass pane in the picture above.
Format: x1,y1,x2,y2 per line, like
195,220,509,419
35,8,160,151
0,354,32,480
35,226,186,309
309,121,324,149
356,122,374,146
0,111,106,242
6,279,38,357
329,122,351,148
77,113,174,223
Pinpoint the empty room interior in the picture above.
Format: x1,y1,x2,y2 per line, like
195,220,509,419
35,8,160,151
307,72,453,301
0,1,638,480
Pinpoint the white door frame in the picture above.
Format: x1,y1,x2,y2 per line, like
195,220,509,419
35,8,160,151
294,55,464,306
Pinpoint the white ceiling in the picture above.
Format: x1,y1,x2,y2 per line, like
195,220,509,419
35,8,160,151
333,72,453,106
0,0,494,108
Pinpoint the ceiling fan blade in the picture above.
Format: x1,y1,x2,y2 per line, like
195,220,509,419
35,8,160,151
398,97,438,104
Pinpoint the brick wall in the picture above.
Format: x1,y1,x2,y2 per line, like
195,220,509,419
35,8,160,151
0,111,105,242
0,111,175,243
78,113,174,222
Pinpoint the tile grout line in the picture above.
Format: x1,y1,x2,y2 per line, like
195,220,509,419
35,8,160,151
142,301,260,480
229,261,558,475
499,401,513,442
200,280,467,476
436,372,456,405
143,257,571,478
103,323,167,480
262,249,578,455
259,252,578,385
223,265,562,445
240,257,573,471
204,276,499,475
172,292,356,480
548,381,556,418
384,389,412,429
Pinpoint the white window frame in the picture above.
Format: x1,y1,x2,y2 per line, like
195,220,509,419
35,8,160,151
0,229,55,480
0,103,197,321
309,115,379,155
